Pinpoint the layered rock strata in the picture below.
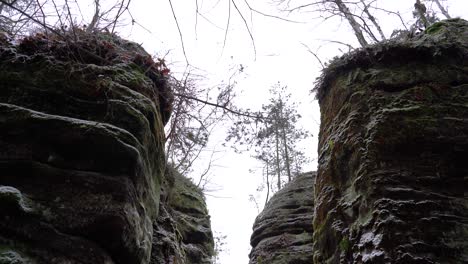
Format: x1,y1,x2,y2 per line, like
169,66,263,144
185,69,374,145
0,31,173,263
151,167,214,264
249,172,315,264
313,19,468,263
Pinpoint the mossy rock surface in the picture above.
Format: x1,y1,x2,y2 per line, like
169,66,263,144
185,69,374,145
313,19,468,263
0,31,171,264
150,167,214,264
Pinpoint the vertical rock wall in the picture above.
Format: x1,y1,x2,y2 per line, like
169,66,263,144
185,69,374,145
151,167,214,264
0,31,171,263
314,19,468,263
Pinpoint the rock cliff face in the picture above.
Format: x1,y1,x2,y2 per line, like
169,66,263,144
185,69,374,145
0,31,213,264
314,19,468,263
249,172,315,264
151,167,214,264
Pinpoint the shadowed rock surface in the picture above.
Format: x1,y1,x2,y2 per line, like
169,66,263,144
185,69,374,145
0,31,213,264
249,172,315,264
151,167,214,264
313,18,468,263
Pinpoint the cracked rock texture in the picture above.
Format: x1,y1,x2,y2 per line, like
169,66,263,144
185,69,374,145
313,19,468,263
0,31,213,264
249,172,315,264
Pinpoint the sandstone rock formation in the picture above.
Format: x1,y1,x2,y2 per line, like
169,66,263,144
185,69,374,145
0,31,213,264
313,18,468,263
151,167,214,264
249,172,315,264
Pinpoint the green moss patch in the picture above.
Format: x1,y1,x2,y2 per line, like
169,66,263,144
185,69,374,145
0,29,173,124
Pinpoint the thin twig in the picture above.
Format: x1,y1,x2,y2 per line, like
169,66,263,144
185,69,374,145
168,0,188,64
0,0,63,36
64,0,77,40
301,42,324,69
243,0,303,23
35,0,47,35
10,0,35,37
51,0,66,30
369,6,408,31
231,0,256,59
221,0,231,56
195,0,199,39
111,0,131,33
317,38,354,51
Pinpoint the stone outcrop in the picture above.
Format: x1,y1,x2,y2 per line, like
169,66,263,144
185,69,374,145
313,19,468,263
0,30,213,264
249,172,315,264
151,167,214,264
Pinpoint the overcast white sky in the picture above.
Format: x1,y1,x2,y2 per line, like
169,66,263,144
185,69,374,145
115,1,468,263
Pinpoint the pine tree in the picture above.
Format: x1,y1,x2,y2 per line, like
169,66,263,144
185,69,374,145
227,83,311,194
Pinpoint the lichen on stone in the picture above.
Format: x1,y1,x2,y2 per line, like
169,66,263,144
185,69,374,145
313,18,468,263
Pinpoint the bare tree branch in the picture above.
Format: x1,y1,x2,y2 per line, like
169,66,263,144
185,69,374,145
432,0,451,19
369,6,408,31
359,0,385,40
231,0,256,59
173,92,264,119
51,0,66,30
0,0,63,36
221,0,231,56
194,0,199,38
301,42,324,69
86,0,100,32
111,0,131,33
64,0,77,39
168,0,188,64
243,0,304,23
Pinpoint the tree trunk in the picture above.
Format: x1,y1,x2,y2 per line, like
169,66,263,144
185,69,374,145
279,99,292,182
275,121,281,190
360,0,385,40
433,0,451,19
86,0,100,32
415,0,429,28
282,129,291,182
264,162,270,207
334,0,369,47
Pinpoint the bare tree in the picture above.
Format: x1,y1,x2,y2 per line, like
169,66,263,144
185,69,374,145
275,0,453,48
